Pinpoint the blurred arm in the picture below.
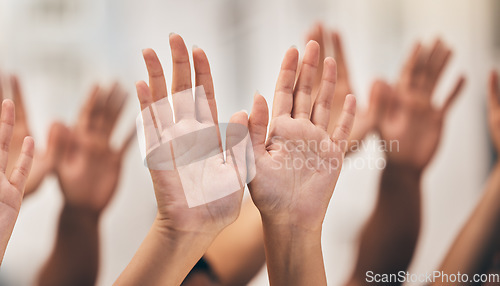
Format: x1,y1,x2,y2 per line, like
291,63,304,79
204,200,265,286
37,205,100,286
347,162,422,286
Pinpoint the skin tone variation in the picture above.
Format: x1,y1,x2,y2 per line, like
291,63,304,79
115,33,250,286
347,39,465,286
37,84,134,286
247,40,356,285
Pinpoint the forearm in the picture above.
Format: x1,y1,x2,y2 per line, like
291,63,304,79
115,216,218,286
433,163,500,285
262,218,326,286
38,204,100,286
348,160,422,285
204,200,265,286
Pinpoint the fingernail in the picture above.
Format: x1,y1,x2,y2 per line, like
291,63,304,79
290,45,297,49
192,45,198,50
169,32,176,37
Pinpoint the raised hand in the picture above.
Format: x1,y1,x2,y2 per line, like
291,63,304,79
115,34,250,286
248,41,355,285
379,40,465,169
306,23,385,148
0,99,34,265
37,84,134,286
52,84,134,214
347,40,465,286
138,34,249,235
0,74,57,196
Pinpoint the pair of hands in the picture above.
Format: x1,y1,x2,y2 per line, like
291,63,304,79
0,73,133,215
307,23,465,170
138,34,355,237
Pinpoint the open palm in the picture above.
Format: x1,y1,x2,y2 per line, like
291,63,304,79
0,99,34,264
137,34,249,235
248,41,356,229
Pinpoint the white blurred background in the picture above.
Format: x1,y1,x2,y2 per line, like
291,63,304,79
0,0,498,285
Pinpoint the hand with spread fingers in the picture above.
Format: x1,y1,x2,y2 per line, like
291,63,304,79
51,84,134,215
116,34,250,286
347,40,465,286
380,39,465,169
306,23,385,149
248,41,356,286
37,83,135,286
0,74,58,196
0,99,34,265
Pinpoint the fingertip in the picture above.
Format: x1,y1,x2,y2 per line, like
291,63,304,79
2,98,14,109
142,48,157,60
306,40,320,51
323,57,337,70
345,94,357,110
22,136,35,154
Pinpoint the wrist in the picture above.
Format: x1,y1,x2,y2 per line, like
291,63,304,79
152,214,220,242
58,203,100,233
385,159,424,178
261,215,323,237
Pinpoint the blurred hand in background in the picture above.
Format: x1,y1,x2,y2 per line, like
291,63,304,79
0,74,58,196
38,83,134,286
306,23,387,149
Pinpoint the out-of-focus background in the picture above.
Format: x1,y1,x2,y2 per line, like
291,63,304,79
0,0,498,285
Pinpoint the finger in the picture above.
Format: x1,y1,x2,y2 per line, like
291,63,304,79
9,136,34,194
426,39,451,93
10,75,27,124
193,47,218,124
367,79,391,126
77,85,105,131
311,57,337,130
136,81,165,152
119,126,137,158
170,33,195,122
249,93,269,158
225,110,249,187
143,48,168,101
0,99,15,173
292,40,320,119
45,121,68,171
102,83,127,134
331,94,356,152
332,31,349,81
137,80,173,130
441,76,466,115
306,23,326,101
136,81,154,110
489,70,500,108
400,42,423,88
272,47,299,118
